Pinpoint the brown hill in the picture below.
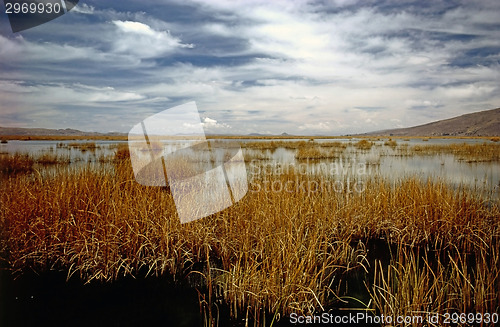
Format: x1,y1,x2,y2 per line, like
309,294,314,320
0,127,125,137
365,107,500,137
0,127,94,136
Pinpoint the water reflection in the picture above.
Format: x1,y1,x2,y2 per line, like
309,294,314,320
247,144,499,195
2,139,499,195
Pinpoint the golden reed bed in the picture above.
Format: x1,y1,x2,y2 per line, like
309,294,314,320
0,142,499,326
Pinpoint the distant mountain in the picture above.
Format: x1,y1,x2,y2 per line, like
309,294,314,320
0,126,125,137
3,107,499,138
364,107,500,137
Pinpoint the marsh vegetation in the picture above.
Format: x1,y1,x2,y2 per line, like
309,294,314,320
0,138,499,326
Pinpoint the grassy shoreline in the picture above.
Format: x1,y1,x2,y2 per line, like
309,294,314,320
0,134,499,141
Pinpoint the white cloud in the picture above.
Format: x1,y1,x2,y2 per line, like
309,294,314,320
0,34,111,64
112,20,194,59
204,23,235,37
298,122,332,131
180,116,231,134
202,117,231,129
404,99,442,108
436,83,497,100
0,81,146,107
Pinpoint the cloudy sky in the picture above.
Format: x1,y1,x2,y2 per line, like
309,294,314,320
0,0,499,135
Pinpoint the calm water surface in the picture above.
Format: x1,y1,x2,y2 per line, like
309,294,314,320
1,139,499,195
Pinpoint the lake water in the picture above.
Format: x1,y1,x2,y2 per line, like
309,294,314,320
1,138,499,196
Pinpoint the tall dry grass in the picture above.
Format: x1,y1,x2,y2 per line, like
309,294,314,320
0,144,499,325
0,152,72,173
355,139,374,150
384,139,398,147
0,153,34,174
368,241,499,325
241,140,308,150
295,145,345,160
406,143,500,162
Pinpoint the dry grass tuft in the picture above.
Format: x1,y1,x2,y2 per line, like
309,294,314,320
295,145,344,160
35,152,71,165
410,143,500,162
114,144,130,161
384,139,398,147
0,153,34,174
355,139,373,150
68,142,99,152
241,140,308,150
